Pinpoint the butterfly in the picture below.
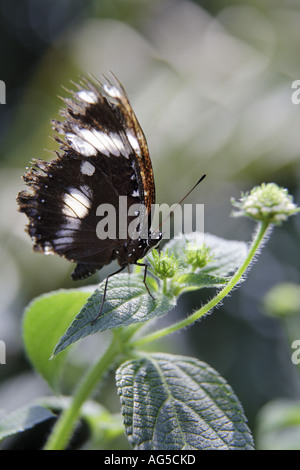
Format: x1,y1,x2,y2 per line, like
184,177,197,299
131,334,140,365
17,74,162,319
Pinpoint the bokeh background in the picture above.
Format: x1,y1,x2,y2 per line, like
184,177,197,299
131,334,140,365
1,0,300,449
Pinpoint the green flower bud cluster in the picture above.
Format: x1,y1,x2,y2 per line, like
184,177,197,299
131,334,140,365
150,249,178,280
185,244,212,270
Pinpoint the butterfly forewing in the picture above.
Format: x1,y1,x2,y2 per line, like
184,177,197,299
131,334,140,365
17,75,159,280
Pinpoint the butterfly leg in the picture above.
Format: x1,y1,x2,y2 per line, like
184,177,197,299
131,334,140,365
91,265,126,325
135,262,156,301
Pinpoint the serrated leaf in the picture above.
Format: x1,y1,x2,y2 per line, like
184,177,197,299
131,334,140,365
53,274,176,357
165,232,248,277
116,353,254,450
23,288,93,389
175,272,228,290
0,405,55,442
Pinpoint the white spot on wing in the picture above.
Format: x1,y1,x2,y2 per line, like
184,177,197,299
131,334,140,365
55,216,81,244
62,188,91,219
81,161,95,176
43,241,54,255
103,83,122,99
54,236,74,245
71,127,129,158
75,128,109,155
110,133,128,156
66,132,97,156
77,90,98,104
126,131,141,155
55,229,75,238
91,130,118,156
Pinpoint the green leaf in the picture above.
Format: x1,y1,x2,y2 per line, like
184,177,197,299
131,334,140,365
53,274,176,357
23,288,93,389
0,405,55,442
256,399,300,450
175,272,228,291
165,232,248,277
116,353,254,450
52,233,248,356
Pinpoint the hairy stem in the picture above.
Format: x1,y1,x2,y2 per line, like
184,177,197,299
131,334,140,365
43,221,270,449
132,221,270,348
43,336,121,450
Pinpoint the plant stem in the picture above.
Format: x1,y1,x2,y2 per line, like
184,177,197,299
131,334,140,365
132,221,270,348
43,221,269,449
43,336,122,450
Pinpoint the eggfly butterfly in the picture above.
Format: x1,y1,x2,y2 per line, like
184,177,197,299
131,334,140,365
17,74,162,317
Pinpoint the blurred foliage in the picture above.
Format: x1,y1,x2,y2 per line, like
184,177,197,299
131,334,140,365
256,399,300,450
264,282,300,318
0,0,300,449
256,281,300,449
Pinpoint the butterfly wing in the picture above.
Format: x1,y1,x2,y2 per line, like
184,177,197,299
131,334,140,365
101,74,156,214
17,76,156,279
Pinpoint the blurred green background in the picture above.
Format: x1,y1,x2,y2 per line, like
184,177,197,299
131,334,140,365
0,0,300,449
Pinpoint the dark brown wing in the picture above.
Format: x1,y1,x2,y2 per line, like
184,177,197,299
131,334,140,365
17,75,156,279
100,74,156,213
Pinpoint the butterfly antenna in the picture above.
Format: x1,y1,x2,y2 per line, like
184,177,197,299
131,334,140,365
156,174,206,231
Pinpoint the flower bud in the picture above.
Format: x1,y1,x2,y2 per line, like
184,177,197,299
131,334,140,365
231,183,299,225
